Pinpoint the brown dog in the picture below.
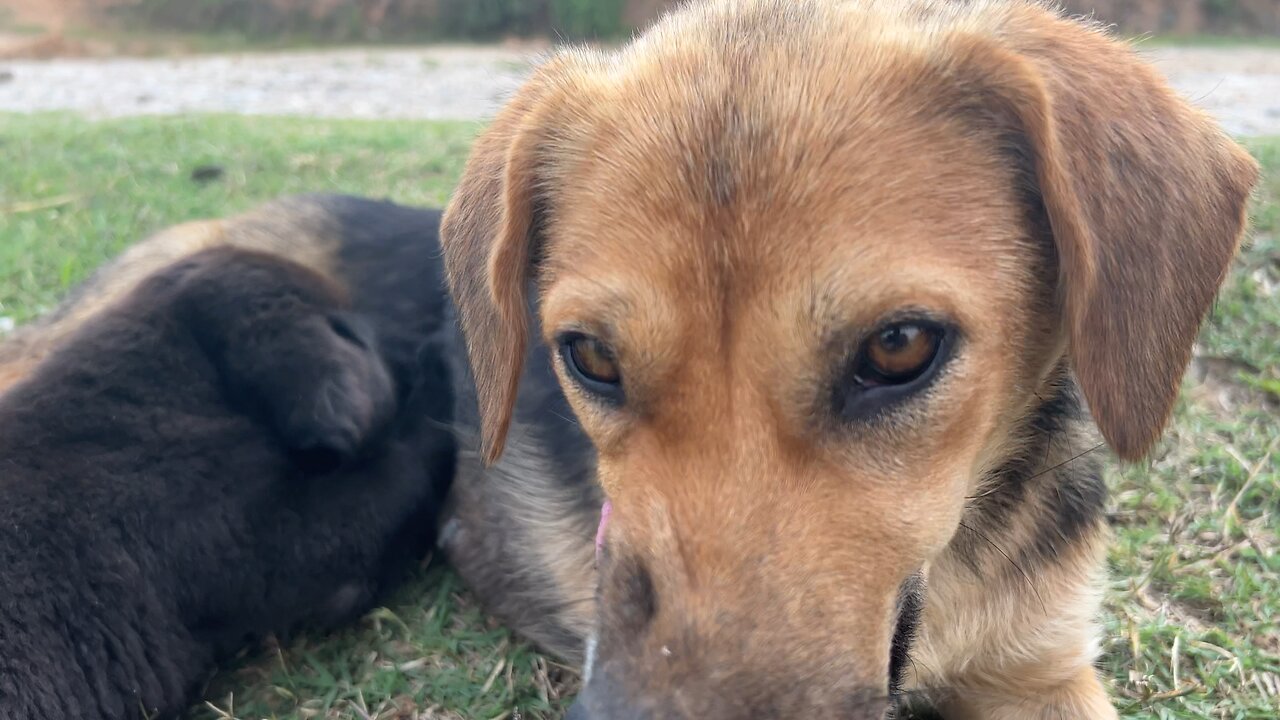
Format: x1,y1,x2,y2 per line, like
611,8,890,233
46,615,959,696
438,0,1259,718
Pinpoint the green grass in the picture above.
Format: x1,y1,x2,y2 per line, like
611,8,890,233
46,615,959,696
1,113,1277,719
0,114,478,325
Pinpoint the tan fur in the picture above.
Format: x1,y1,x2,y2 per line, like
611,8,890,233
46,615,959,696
916,415,1110,695
0,360,34,396
938,665,1119,720
442,0,1256,716
441,436,602,656
918,497,1111,713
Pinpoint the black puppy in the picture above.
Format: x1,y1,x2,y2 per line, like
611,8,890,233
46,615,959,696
0,198,455,720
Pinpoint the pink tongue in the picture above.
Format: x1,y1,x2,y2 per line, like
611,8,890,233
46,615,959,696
595,500,612,562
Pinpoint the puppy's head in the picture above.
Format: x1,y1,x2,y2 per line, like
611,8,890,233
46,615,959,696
442,0,1257,716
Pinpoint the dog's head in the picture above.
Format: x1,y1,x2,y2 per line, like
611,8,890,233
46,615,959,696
442,0,1257,716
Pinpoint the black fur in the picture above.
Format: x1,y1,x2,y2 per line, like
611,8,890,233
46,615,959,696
0,202,456,720
888,572,925,696
953,374,1107,572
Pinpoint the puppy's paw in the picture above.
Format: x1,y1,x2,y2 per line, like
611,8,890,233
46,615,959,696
257,312,395,469
273,313,395,468
165,248,397,468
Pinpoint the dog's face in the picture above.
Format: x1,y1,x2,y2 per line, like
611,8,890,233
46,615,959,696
442,1,1257,717
536,73,1058,712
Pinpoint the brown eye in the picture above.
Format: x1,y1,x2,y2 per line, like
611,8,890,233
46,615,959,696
862,323,941,383
561,334,624,400
837,320,951,421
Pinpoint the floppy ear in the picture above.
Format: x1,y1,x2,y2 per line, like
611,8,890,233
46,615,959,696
440,61,573,465
941,7,1259,460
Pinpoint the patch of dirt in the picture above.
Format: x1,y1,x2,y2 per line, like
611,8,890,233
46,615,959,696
1,0,79,29
0,32,92,59
0,0,126,58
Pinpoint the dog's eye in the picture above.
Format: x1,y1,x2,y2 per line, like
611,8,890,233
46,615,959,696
560,334,624,400
862,323,941,384
838,321,949,420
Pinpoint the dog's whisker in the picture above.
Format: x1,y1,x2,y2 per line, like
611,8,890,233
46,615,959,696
1025,442,1107,483
965,439,1106,503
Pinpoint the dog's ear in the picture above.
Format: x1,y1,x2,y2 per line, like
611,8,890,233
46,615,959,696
441,60,577,465
939,8,1258,460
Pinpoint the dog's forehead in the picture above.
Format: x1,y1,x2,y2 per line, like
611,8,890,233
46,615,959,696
540,3,1026,291
542,101,1028,335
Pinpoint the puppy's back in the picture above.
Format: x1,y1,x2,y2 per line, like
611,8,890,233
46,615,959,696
0,195,450,394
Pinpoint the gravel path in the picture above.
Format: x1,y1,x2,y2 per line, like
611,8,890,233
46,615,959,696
0,44,1277,134
0,46,537,121
1141,46,1280,137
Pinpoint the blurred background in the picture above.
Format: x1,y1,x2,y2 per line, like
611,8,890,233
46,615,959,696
0,0,1277,133
2,0,1280,48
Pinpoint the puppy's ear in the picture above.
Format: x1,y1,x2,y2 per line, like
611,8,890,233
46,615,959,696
441,59,577,465
939,7,1259,460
